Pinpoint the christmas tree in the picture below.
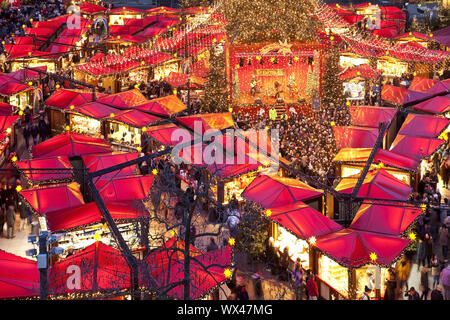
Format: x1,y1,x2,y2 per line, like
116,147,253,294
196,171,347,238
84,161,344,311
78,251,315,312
179,0,210,10
224,0,321,44
201,47,230,112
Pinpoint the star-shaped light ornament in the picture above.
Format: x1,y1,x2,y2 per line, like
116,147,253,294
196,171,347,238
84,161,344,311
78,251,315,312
370,252,377,262
228,238,235,246
277,40,293,55
224,269,232,278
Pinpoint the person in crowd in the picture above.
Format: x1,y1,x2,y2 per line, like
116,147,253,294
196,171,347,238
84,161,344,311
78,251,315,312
420,266,430,300
360,286,371,300
405,287,420,300
235,276,249,300
306,273,319,300
439,224,449,259
292,262,304,300
30,123,39,146
23,123,31,149
424,233,434,267
417,238,427,270
431,254,441,289
395,255,411,293
431,285,444,300
384,269,397,300
18,200,28,232
6,201,15,239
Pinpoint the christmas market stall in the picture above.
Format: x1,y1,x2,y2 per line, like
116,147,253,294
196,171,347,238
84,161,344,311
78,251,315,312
12,156,73,186
108,7,144,26
0,73,34,111
0,115,20,160
339,64,381,103
135,94,187,117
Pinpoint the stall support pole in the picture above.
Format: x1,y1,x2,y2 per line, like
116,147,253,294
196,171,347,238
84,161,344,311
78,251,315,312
375,266,381,300
348,268,357,300
38,232,48,300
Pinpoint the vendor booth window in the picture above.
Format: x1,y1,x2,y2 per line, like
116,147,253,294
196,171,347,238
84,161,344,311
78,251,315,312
355,265,388,300
70,115,101,138
318,254,348,298
274,225,310,269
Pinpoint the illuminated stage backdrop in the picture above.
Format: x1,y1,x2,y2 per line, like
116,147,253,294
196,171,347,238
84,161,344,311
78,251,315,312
228,42,323,107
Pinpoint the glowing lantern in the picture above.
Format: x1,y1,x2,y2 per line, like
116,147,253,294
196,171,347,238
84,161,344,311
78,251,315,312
6,128,11,134
309,236,316,245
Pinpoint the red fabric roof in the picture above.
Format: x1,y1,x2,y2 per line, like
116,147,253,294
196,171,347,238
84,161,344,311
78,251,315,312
349,106,397,128
7,65,47,81
47,36,81,54
412,96,450,115
75,55,142,77
409,77,438,93
381,85,408,105
72,102,120,119
339,64,380,81
433,25,450,47
96,89,148,110
45,89,105,110
105,34,147,44
46,200,149,232
333,126,379,149
336,169,412,201
350,201,422,236
82,152,138,179
95,175,154,202
32,131,112,159
109,109,161,128
14,156,73,183
176,113,234,134
0,250,39,299
242,174,323,209
398,114,449,138
315,229,411,268
78,3,107,14
0,115,20,132
0,74,31,96
48,241,131,296
0,102,15,116
206,154,261,179
390,135,445,160
135,95,187,117
269,202,343,239
427,80,450,96
19,182,85,215
146,123,191,147
333,148,420,171
164,72,206,88
404,89,432,105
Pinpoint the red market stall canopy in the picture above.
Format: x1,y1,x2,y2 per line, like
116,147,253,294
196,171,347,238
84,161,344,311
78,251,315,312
269,202,344,240
381,85,408,105
0,73,32,97
242,174,323,209
32,131,113,159
121,47,173,66
426,79,450,96
45,89,106,110
0,115,20,132
315,229,411,268
48,241,131,296
82,152,138,179
47,36,82,54
339,64,380,81
206,154,262,180
142,245,231,300
412,96,450,115
0,102,15,116
75,55,142,77
95,175,154,202
333,148,420,172
350,201,423,236
176,113,235,134
96,89,148,110
390,135,445,160
332,126,379,150
398,114,449,138
408,77,438,93
335,169,412,201
433,25,450,47
349,106,397,128
78,2,107,14
72,102,121,119
108,109,162,128
14,156,73,183
19,182,85,215
135,95,187,117
7,65,47,82
104,34,147,44
164,72,206,88
0,250,39,299
146,123,192,147
46,200,149,232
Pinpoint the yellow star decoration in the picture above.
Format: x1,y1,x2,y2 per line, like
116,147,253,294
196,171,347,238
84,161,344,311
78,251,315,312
228,107,233,112
170,230,176,237
277,40,293,55
309,236,317,245
6,127,11,134
270,57,275,63
224,269,232,278
152,169,158,175
293,56,299,61
258,166,263,172
94,231,101,241
110,113,115,118
330,121,335,127
16,185,22,192
11,156,17,162
370,252,377,262
409,233,416,241
266,209,272,217
137,147,142,152
19,111,23,116
65,125,70,131
228,238,235,246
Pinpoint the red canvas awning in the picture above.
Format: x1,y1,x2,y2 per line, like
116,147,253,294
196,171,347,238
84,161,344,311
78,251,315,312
409,77,438,93
404,89,432,105
78,3,107,14
390,135,445,160
14,156,73,183
0,250,39,299
82,152,138,178
96,89,148,110
349,106,397,128
339,64,380,81
350,201,423,236
433,25,450,47
44,89,105,110
108,109,161,128
164,72,206,88
242,174,323,209
146,123,192,147
71,102,120,119
0,74,32,96
413,96,450,115
335,169,412,201
426,79,450,96
135,95,187,117
32,131,113,159
0,115,20,132
19,182,85,215
176,113,234,134
269,202,344,239
398,114,449,138
333,148,420,172
95,175,154,202
333,126,379,149
206,153,262,179
48,241,131,296
0,102,15,116
315,229,411,268
381,85,408,105
46,200,149,232
8,65,47,82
